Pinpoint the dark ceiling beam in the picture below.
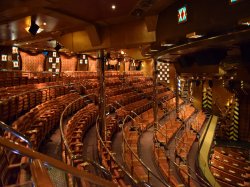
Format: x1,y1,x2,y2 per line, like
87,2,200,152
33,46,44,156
156,28,250,60
58,19,156,52
144,15,158,32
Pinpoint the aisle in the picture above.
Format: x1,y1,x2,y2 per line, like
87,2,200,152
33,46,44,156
40,128,67,187
82,125,98,161
139,127,167,187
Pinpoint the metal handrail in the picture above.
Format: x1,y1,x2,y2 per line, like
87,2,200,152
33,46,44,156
95,115,138,186
122,115,170,187
131,110,143,121
0,137,116,187
166,153,211,187
0,121,32,149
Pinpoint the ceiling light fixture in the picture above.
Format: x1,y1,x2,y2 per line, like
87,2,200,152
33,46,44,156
28,20,40,35
111,5,116,10
161,43,174,47
150,49,158,52
186,32,203,39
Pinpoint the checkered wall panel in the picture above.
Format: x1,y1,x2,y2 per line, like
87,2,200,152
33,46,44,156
157,62,170,83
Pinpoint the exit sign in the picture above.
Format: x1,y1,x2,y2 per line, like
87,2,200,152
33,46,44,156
178,6,187,23
230,0,240,4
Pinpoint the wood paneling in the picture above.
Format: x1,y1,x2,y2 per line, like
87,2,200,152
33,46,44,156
20,51,45,72
61,54,77,72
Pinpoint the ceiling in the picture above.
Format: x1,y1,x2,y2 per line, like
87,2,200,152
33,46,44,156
0,0,250,69
0,0,176,52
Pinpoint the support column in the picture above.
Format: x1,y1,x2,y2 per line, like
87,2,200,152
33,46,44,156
153,58,158,130
176,74,180,119
98,50,106,141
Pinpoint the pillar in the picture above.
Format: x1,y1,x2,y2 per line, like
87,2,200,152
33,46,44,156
153,58,158,130
98,50,106,141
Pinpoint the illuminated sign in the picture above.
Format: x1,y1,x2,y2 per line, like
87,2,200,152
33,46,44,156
178,6,187,23
230,0,238,3
230,0,241,4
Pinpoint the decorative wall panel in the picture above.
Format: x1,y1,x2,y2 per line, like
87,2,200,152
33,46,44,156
61,55,77,72
20,51,45,72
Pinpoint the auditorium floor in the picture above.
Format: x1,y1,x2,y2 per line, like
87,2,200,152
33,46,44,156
39,128,67,187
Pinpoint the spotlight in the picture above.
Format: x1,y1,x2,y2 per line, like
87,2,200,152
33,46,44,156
208,80,213,88
28,21,39,35
54,43,62,51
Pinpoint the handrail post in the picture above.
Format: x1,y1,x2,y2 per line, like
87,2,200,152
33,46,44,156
153,57,159,131
98,50,107,141
0,121,33,162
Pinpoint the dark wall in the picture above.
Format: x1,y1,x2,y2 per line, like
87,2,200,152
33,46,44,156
157,0,250,43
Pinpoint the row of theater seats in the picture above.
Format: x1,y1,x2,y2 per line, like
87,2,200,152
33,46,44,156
161,97,184,113
153,146,183,187
107,92,144,111
154,97,185,187
132,108,165,131
175,110,205,161
98,116,132,187
0,76,62,88
210,146,250,187
106,85,132,97
157,90,175,100
154,95,208,187
123,126,149,182
131,80,153,90
141,86,166,97
0,84,70,123
63,104,98,167
0,93,84,186
6,93,82,150
179,104,196,121
116,99,152,121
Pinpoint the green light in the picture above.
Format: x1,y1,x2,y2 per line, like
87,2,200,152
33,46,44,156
230,0,238,3
178,6,187,23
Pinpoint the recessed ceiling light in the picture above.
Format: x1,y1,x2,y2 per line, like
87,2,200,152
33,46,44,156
111,5,116,10
186,32,203,39
43,22,47,26
161,43,174,47
241,22,250,26
26,42,29,45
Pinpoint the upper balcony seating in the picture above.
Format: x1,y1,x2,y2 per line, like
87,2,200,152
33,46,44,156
0,83,69,123
116,99,152,121
161,97,184,113
157,90,175,101
64,103,98,166
154,146,184,187
5,93,82,150
179,104,196,121
123,126,148,182
97,116,132,187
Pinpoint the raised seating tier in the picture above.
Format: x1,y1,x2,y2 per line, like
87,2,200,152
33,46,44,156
116,99,152,121
210,146,250,187
0,83,70,123
123,126,148,182
5,93,82,150
64,103,98,166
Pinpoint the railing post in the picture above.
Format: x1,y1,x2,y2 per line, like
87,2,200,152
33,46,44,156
153,58,158,131
176,74,180,119
98,50,107,141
